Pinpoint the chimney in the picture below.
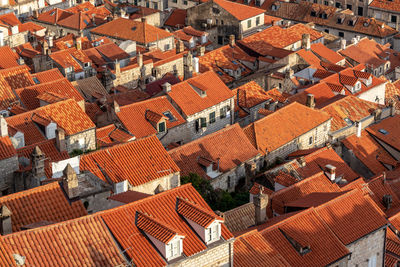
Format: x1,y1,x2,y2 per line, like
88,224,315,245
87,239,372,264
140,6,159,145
183,52,193,80
62,163,79,198
254,186,269,224
137,52,143,68
383,194,393,210
31,146,45,183
193,57,199,73
115,60,121,76
325,164,336,181
197,46,205,57
114,100,120,113
306,94,315,109
356,120,362,137
56,128,66,152
76,38,82,50
301,33,311,51
340,38,346,50
0,205,12,235
176,40,184,53
229,34,235,47
162,82,171,93
0,115,7,137
389,99,396,116
374,108,382,121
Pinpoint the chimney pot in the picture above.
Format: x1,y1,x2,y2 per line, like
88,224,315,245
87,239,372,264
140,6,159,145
325,164,336,181
229,34,235,47
306,94,315,109
55,128,66,152
162,82,171,93
301,33,311,50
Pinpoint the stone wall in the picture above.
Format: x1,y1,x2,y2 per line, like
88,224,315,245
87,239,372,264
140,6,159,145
114,62,154,88
130,172,180,194
0,156,19,194
174,240,233,267
346,227,386,267
132,12,161,26
66,128,96,153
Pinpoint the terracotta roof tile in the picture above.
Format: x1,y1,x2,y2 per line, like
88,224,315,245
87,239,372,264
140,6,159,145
116,96,185,139
3,215,126,266
370,0,400,12
0,182,87,232
234,230,290,267
271,172,340,214
167,71,234,116
321,95,380,132
213,0,265,20
96,124,134,148
0,237,15,266
366,174,400,217
31,68,65,83
366,115,400,151
169,124,259,179
80,135,180,186
107,190,150,203
136,211,181,243
99,184,233,266
0,136,16,160
386,81,400,112
164,9,187,27
233,81,271,111
90,18,172,44
342,130,397,175
260,208,350,266
243,102,331,154
16,78,84,110
36,8,73,24
249,182,274,195
310,42,344,64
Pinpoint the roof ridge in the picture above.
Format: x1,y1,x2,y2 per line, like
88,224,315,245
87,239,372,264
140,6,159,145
0,182,59,202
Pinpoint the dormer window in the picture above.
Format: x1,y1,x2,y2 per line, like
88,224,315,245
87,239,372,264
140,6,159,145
205,221,221,244
158,121,166,133
311,11,317,17
166,239,182,259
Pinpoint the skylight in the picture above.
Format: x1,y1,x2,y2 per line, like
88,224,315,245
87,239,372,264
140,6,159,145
83,19,90,26
378,129,389,135
33,77,40,84
216,71,223,76
163,111,176,122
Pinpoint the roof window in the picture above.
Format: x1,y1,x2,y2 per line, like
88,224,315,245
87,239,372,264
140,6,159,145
163,111,176,122
33,77,40,84
378,129,389,135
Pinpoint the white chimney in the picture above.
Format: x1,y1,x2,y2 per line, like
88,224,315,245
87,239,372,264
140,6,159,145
340,38,346,50
162,82,171,93
325,164,336,181
356,121,362,137
0,115,7,137
11,25,18,35
193,57,199,73
0,30,4,46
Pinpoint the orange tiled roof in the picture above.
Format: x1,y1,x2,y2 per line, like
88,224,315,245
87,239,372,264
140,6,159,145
99,184,233,266
233,81,271,111
0,136,16,160
90,18,172,44
50,48,90,73
0,12,20,26
96,124,134,148
136,211,181,243
169,124,259,179
15,78,84,110
0,238,15,266
342,130,397,175
366,115,400,151
321,95,380,132
167,71,234,116
386,80,400,112
315,189,387,245
213,0,265,20
234,230,291,267
164,9,187,27
366,174,400,217
177,197,223,227
18,21,45,34
370,0,400,14
31,68,65,83
0,46,19,70
6,99,95,145
80,135,180,186
310,42,344,64
0,182,87,232
271,171,340,214
116,96,186,139
243,102,331,154
3,215,126,266
260,208,350,266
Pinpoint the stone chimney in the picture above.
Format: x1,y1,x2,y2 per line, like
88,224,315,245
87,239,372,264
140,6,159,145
229,34,235,47
0,205,12,235
114,100,120,113
301,33,311,50
76,38,82,50
306,94,315,109
137,52,143,68
0,115,7,137
197,46,205,57
162,82,171,94
56,128,66,153
389,99,396,116
254,186,269,224
356,120,362,137
31,146,45,182
325,164,336,181
62,164,79,198
115,60,121,76
176,40,184,53
374,108,382,121
340,38,346,50
183,52,193,80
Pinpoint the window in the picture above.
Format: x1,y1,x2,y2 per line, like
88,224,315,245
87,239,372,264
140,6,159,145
309,136,313,145
346,4,352,10
247,19,252,28
357,6,363,16
206,223,220,243
324,0,328,5
200,117,207,128
221,20,224,25
164,44,170,50
209,112,216,123
339,32,344,37
172,0,177,3
146,1,149,7
325,29,330,33
172,241,180,257
158,122,166,133
166,240,181,259
218,36,223,45
368,254,377,267
278,83,282,89
154,2,158,9
183,0,188,4
212,224,218,239
256,16,260,25
335,2,341,7
392,15,397,23
220,107,226,118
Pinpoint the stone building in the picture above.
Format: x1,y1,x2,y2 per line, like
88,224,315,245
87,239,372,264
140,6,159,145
80,135,181,195
368,0,400,30
166,71,235,143
187,0,266,45
243,102,332,165
0,120,18,196
169,124,262,191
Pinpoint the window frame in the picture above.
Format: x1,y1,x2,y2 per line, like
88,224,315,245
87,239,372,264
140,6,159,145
209,112,216,124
